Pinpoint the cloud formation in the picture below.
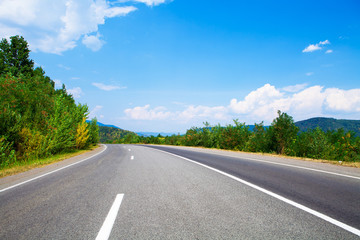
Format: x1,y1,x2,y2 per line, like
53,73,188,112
67,87,83,98
302,40,330,53
0,0,163,54
124,84,360,124
124,105,172,120
89,105,104,119
92,82,126,91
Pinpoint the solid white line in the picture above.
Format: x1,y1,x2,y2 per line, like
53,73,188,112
161,147,360,180
230,155,360,180
153,148,360,237
0,145,108,193
96,194,124,240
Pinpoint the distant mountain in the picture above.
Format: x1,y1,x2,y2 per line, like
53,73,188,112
86,120,121,129
136,132,181,137
99,126,136,143
96,122,121,129
295,117,360,135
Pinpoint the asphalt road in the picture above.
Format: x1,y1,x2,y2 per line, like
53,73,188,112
0,144,359,239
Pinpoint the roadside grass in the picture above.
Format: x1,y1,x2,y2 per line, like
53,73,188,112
0,145,99,178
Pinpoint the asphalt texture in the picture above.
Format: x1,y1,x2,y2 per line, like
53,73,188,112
0,144,359,239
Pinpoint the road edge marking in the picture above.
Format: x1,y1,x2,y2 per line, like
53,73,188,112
153,148,360,237
0,145,108,193
96,194,124,240
150,146,360,180
227,154,360,180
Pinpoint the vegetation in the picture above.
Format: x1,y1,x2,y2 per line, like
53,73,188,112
116,111,360,162
0,35,99,170
296,117,360,136
98,126,137,143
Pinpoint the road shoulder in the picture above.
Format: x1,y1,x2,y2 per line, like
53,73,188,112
0,144,106,191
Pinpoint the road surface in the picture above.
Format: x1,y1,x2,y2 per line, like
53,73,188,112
0,144,359,239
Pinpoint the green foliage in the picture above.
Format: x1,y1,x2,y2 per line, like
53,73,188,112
295,127,331,159
0,36,34,77
271,110,299,154
87,118,100,146
0,35,99,168
98,126,136,143
0,137,17,168
245,122,269,152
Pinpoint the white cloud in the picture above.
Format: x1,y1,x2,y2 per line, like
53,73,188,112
54,79,62,88
319,40,330,45
82,33,105,51
124,105,172,120
306,72,314,76
92,82,126,91
0,23,21,39
282,83,308,92
302,44,322,53
123,84,360,126
302,40,330,53
105,5,137,17
290,86,325,118
67,87,83,98
229,84,283,116
134,0,167,6
115,0,168,6
178,105,228,122
124,104,228,122
325,49,333,54
229,84,360,123
89,105,103,119
0,1,150,53
324,88,360,112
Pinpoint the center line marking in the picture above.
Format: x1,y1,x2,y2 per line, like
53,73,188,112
96,194,124,240
131,156,134,160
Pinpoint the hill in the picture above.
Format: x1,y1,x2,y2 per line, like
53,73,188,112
99,126,136,143
295,117,360,135
136,132,181,137
97,122,120,129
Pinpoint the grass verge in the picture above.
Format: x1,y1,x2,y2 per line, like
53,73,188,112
0,145,99,178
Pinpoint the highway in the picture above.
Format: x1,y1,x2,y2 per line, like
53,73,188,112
0,144,359,239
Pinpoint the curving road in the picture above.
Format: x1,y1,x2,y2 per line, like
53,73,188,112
0,144,359,239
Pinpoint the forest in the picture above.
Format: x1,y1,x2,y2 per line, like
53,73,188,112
0,36,99,169
115,111,360,162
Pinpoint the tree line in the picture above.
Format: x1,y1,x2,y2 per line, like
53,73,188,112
117,111,360,162
0,36,99,168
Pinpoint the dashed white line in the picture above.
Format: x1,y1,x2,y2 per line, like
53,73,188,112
153,148,360,237
96,194,124,240
131,156,134,160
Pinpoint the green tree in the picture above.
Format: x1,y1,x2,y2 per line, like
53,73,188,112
245,122,269,152
0,36,34,77
271,110,299,154
87,118,100,146
296,127,330,159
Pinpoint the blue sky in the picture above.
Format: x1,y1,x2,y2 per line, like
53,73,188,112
1,0,360,133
